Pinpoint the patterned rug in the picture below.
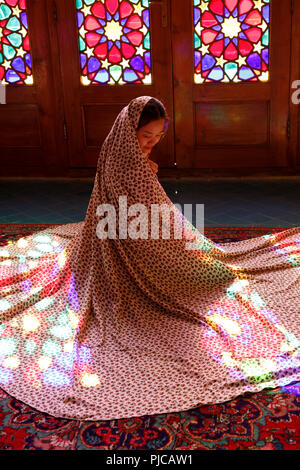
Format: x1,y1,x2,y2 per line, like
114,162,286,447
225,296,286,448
0,224,299,451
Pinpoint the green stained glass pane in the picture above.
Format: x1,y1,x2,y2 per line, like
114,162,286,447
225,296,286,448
7,33,22,48
0,4,11,21
76,0,152,85
78,35,86,52
194,32,200,49
6,16,21,31
3,44,16,60
144,32,150,50
262,28,269,47
0,1,34,85
193,0,271,83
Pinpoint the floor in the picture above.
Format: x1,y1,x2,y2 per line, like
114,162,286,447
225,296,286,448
0,178,299,227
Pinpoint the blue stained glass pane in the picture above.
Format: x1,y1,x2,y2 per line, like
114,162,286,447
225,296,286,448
20,12,28,29
99,19,106,26
143,10,149,27
77,11,84,28
224,7,230,18
116,40,121,48
96,28,104,34
130,56,144,72
262,48,269,65
124,69,138,82
224,37,230,47
212,25,222,31
121,35,130,44
232,37,238,46
114,11,119,21
238,14,247,21
232,7,238,17
108,40,113,50
6,69,21,83
120,18,127,26
195,50,201,67
215,33,223,41
94,69,109,83
123,27,131,34
11,57,25,73
106,12,112,21
208,67,224,81
239,66,255,80
194,8,200,25
100,35,107,43
262,5,270,23
239,32,248,40
202,54,215,71
88,56,100,72
144,51,151,68
216,14,223,22
80,53,87,69
247,53,261,69
25,53,31,68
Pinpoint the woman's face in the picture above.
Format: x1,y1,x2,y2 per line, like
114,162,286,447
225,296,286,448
136,119,166,156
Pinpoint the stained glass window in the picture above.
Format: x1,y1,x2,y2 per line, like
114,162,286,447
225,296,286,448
76,0,152,85
0,0,33,85
193,0,270,83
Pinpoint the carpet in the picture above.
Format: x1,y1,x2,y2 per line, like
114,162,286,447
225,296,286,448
0,224,299,450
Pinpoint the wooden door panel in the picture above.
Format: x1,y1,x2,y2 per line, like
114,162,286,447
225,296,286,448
56,0,174,172
0,0,63,176
172,0,292,170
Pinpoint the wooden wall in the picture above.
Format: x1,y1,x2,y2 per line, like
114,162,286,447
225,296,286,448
0,0,299,178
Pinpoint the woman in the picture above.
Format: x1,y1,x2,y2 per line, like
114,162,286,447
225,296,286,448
135,97,168,175
0,96,299,421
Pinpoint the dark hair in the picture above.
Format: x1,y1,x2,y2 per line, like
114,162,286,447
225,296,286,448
136,98,169,133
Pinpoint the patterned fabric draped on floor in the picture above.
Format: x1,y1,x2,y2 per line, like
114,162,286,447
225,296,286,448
0,225,299,450
0,97,300,424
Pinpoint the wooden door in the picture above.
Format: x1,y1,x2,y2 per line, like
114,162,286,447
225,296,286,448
55,0,174,174
172,0,294,171
0,0,64,177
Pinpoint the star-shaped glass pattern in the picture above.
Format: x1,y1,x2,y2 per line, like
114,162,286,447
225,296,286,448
76,0,152,85
0,0,33,85
193,0,270,83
